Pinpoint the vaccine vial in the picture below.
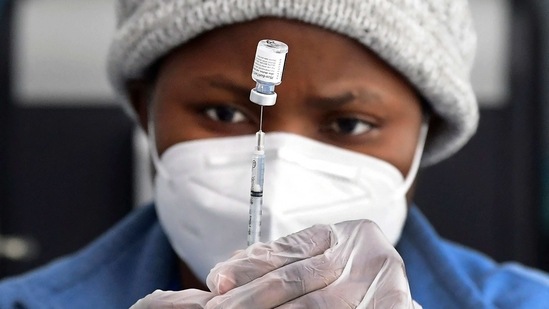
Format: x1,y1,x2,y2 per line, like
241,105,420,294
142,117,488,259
250,39,288,106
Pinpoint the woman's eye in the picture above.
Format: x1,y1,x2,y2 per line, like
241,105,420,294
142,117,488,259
328,118,374,135
204,106,247,123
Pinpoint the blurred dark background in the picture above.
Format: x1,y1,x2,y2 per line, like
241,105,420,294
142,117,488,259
1,0,549,278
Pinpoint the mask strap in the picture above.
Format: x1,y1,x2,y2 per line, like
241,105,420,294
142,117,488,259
398,119,429,197
147,107,170,180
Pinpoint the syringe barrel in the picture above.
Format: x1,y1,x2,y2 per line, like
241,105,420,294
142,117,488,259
248,149,265,245
250,150,265,192
248,194,262,246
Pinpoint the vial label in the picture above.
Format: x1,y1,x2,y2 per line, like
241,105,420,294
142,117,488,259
252,40,288,85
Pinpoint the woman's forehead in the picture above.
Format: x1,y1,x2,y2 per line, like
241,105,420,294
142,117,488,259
159,18,410,88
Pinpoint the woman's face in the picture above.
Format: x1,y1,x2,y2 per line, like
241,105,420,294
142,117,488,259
130,18,424,177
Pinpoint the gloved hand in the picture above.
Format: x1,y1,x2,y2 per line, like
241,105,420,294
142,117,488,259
130,289,215,308
131,220,422,308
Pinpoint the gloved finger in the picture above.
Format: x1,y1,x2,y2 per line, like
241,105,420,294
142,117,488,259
275,256,413,309
204,252,345,308
276,220,416,309
129,289,215,309
275,288,414,309
206,223,333,294
357,259,414,309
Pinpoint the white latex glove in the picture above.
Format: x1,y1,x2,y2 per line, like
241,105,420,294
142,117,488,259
130,289,215,309
130,220,422,308
206,220,421,308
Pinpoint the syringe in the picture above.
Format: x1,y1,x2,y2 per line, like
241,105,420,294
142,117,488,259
247,39,288,246
248,129,265,246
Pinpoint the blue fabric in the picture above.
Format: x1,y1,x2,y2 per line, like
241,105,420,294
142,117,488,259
0,205,178,309
0,204,548,308
398,207,549,308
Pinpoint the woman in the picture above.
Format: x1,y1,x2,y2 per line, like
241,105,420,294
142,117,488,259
1,1,548,308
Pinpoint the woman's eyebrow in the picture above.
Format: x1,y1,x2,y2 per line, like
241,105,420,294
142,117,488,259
307,90,383,108
201,75,251,97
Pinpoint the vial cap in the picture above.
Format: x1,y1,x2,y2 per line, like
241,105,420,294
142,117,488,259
250,89,277,106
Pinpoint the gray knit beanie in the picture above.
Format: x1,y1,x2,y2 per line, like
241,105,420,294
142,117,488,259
107,0,478,166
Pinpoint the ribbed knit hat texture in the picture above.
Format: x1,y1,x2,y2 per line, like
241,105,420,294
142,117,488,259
107,0,478,166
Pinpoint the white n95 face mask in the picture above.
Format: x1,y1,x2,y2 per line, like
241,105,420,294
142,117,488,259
152,126,427,283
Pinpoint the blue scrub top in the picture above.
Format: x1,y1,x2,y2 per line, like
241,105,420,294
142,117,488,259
0,204,548,308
